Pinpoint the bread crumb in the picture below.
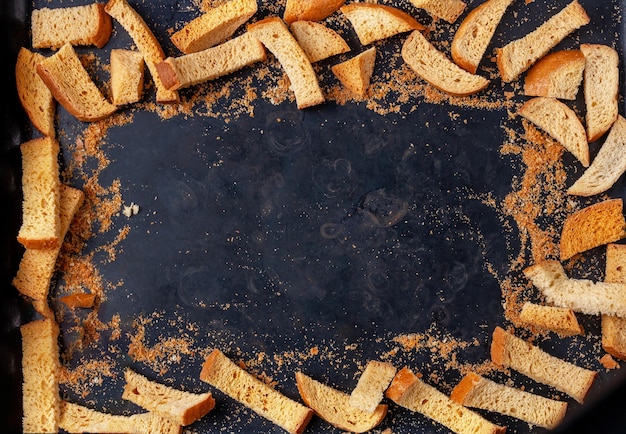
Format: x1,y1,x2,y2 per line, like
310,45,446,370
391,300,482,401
122,202,139,217
600,353,620,370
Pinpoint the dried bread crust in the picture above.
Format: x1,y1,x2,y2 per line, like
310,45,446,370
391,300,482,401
523,50,585,100
283,0,345,23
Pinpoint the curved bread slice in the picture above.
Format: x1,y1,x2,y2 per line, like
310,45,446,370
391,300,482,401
248,17,325,109
568,115,626,196
15,47,55,138
402,30,489,96
200,349,313,434
491,326,596,403
283,0,345,24
36,43,117,122
519,302,583,337
559,198,626,260
451,0,514,74
295,371,387,433
290,21,350,63
524,50,585,100
518,96,589,167
340,3,424,45
496,0,589,82
349,360,397,413
105,0,178,104
331,47,376,97
170,0,257,54
157,32,266,91
31,3,112,49
386,367,505,434
581,43,619,142
451,372,568,429
524,260,626,318
409,0,467,24
602,244,626,360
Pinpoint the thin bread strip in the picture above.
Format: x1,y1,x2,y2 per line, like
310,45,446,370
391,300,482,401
283,0,345,24
105,0,179,103
518,96,589,167
402,30,490,96
450,372,568,429
13,185,84,301
525,260,626,318
331,47,377,97
290,21,350,63
15,47,55,138
385,367,505,434
31,3,112,49
59,401,182,434
349,360,397,413
519,302,584,337
490,326,596,403
171,0,258,54
36,43,117,122
156,32,266,91
523,50,585,100
559,198,626,260
200,348,313,434
340,3,425,45
110,49,145,105
122,368,215,426
295,371,387,433
21,318,61,434
581,43,619,142
567,115,626,196
496,0,590,83
602,243,626,360
248,17,325,109
409,0,467,24
17,137,61,250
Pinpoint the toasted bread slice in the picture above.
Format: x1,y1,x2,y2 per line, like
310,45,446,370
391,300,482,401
559,198,626,260
603,244,626,360
409,0,467,24
59,292,96,309
200,349,313,434
524,260,626,319
295,371,387,433
340,3,424,45
491,326,596,403
331,47,377,97
568,115,626,196
349,360,397,413
15,47,55,138
524,50,585,100
170,0,258,54
283,0,345,24
290,21,350,63
157,32,266,91
31,3,112,49
518,96,589,167
37,43,117,122
248,17,325,109
451,372,568,429
105,0,179,104
581,43,619,142
402,30,490,96
451,0,514,74
110,49,145,106
496,0,590,83
519,302,584,336
386,367,505,434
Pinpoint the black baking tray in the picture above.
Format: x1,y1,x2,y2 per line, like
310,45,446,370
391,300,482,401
3,0,626,433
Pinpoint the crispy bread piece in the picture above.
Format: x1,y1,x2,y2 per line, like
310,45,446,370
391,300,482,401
348,360,397,413
386,367,505,434
519,302,584,337
409,0,467,24
31,3,112,49
451,372,568,429
402,30,490,96
110,49,145,106
451,0,514,73
331,47,376,97
491,326,596,403
290,20,350,63
15,47,55,137
248,17,325,109
340,3,424,45
37,43,117,122
200,348,313,434
524,50,585,100
157,32,266,91
568,115,626,196
170,0,258,54
603,243,626,360
559,198,626,260
283,0,345,24
496,0,589,83
518,96,589,167
59,292,96,309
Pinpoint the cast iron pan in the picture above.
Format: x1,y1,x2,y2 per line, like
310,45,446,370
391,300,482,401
3,0,626,433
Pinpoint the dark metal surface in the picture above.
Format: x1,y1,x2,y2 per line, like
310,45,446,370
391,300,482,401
3,0,626,433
